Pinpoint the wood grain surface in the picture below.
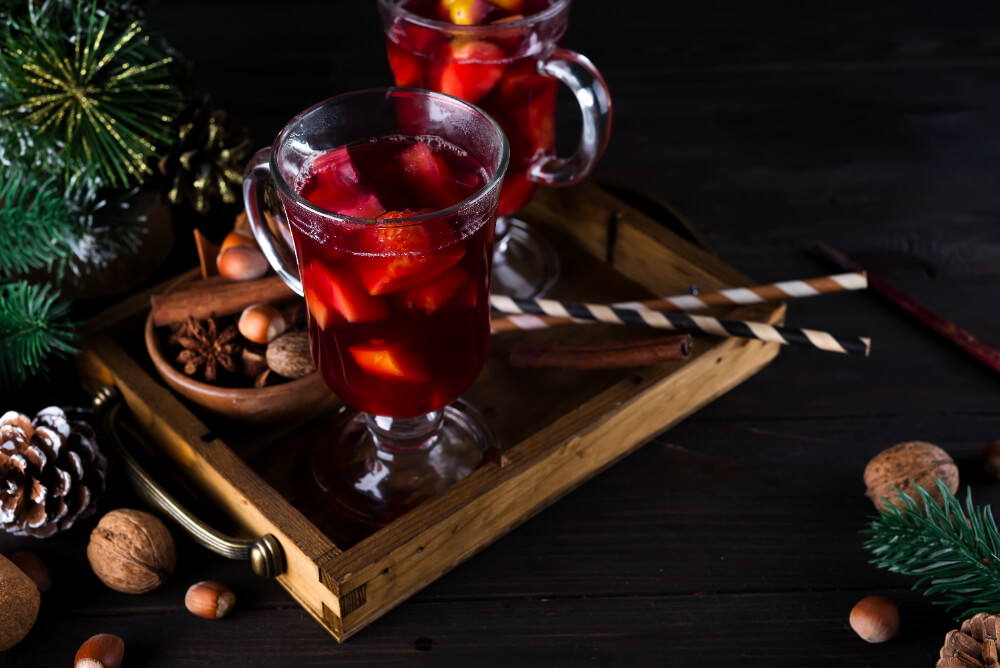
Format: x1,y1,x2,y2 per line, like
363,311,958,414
3,0,1000,665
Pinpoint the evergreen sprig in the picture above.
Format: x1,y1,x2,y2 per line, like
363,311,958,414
863,479,1000,620
0,167,145,280
0,280,77,388
0,0,181,188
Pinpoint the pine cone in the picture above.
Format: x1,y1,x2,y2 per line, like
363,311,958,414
158,101,251,214
0,407,108,538
938,613,1000,668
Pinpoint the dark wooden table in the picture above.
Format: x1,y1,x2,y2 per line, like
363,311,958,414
5,1,1000,665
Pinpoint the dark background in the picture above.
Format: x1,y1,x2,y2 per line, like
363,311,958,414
4,0,1000,665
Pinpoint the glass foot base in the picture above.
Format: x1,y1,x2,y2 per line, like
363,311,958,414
491,217,560,299
311,400,496,546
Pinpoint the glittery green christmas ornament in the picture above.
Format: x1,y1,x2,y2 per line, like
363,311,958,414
0,0,181,188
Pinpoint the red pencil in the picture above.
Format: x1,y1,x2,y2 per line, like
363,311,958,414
814,243,1000,375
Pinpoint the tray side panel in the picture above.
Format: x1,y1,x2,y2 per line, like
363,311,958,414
521,182,752,293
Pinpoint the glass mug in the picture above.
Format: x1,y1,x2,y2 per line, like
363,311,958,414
379,0,612,298
243,89,509,541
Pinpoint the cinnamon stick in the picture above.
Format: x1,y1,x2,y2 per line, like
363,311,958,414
193,228,221,280
510,334,693,370
151,275,298,327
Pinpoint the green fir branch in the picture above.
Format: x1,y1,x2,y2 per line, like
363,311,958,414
863,479,1000,620
0,280,77,388
0,0,181,188
0,167,145,281
0,169,81,278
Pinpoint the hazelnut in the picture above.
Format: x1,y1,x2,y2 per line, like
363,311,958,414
217,245,269,281
266,330,316,379
0,553,40,652
219,229,258,254
10,551,52,592
849,595,899,643
185,581,236,619
87,509,176,594
863,441,958,512
982,441,1000,479
75,633,124,668
238,303,287,345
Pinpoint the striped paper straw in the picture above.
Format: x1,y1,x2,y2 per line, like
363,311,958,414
491,272,867,333
489,295,871,356
623,272,866,311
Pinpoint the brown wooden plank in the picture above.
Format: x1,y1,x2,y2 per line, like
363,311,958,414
0,587,947,667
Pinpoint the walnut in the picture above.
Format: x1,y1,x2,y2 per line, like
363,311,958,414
87,509,176,594
0,553,40,651
864,441,959,512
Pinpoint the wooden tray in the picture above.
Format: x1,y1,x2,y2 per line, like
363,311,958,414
75,181,783,641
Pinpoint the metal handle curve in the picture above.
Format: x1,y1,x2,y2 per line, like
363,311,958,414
92,385,285,578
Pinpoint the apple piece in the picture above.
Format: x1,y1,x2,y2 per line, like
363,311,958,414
303,260,389,324
397,141,467,211
436,40,507,104
498,58,546,98
400,264,470,314
302,147,385,218
438,0,494,25
386,41,422,88
405,21,444,54
350,341,430,381
310,145,358,182
519,81,557,155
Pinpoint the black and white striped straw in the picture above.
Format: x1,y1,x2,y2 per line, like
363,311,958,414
489,295,871,356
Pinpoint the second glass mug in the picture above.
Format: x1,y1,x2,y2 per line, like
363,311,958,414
378,0,612,298
243,88,509,541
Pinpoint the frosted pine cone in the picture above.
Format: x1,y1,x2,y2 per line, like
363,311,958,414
0,407,108,537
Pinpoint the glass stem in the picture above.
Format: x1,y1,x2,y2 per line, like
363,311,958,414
364,411,444,453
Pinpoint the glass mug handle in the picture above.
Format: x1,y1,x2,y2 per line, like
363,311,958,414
530,49,612,187
242,147,303,297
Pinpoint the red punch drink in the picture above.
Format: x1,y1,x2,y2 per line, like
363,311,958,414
291,136,494,417
380,0,609,299
244,89,508,542
382,0,560,216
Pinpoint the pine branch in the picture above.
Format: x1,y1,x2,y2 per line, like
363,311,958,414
0,167,145,281
863,479,1000,620
0,169,80,278
0,280,77,388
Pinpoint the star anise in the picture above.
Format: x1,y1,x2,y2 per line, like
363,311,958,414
168,316,241,383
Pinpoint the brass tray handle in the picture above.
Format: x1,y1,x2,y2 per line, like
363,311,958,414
92,385,285,578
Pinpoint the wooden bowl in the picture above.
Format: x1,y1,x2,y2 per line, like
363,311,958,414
144,281,336,425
